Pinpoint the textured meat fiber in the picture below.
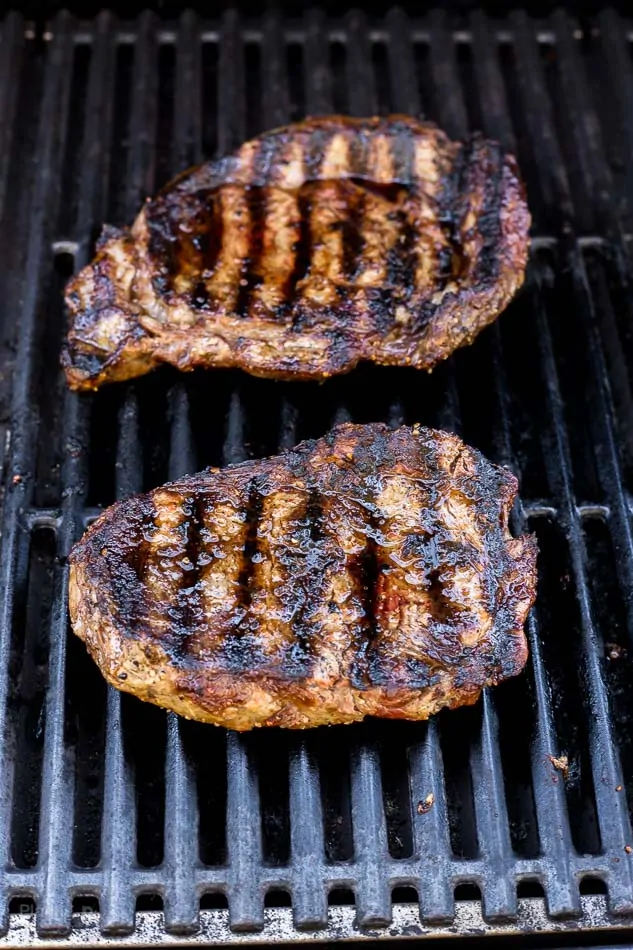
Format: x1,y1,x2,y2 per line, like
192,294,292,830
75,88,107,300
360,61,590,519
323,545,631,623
68,423,538,730
63,115,530,390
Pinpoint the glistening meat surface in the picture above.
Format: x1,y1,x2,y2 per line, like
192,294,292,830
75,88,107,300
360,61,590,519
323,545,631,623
63,116,530,390
68,423,538,730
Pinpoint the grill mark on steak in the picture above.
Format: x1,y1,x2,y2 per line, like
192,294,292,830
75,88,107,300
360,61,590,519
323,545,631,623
387,206,417,292
184,494,205,580
357,181,412,297
191,278,210,310
357,532,380,633
286,188,313,317
116,503,154,634
427,567,454,623
283,488,325,676
306,486,324,542
219,478,265,672
126,524,151,585
235,138,281,317
237,477,264,608
341,186,365,281
347,489,382,690
174,494,207,660
387,129,417,297
204,194,224,275
438,140,470,282
146,202,174,298
190,193,223,310
146,192,212,303
235,187,265,317
475,142,503,285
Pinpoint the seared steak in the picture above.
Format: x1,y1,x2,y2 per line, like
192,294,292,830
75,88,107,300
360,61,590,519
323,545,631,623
63,116,530,390
68,423,537,730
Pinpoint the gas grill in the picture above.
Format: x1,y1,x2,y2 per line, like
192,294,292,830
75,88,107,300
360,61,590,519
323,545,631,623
1,3,633,946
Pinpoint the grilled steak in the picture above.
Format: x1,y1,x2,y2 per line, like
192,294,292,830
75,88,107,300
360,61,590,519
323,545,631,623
63,116,530,390
68,423,537,730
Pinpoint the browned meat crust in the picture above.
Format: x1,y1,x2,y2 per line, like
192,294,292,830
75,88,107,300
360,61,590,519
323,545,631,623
62,116,530,390
68,423,537,730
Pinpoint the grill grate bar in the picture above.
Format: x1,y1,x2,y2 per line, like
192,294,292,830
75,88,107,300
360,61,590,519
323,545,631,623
100,12,159,932
216,17,265,925
315,16,391,926
0,13,23,219
550,11,615,239
288,744,328,929
163,689,199,932
101,394,140,934
408,723,454,921
424,10,463,432
74,11,117,259
124,11,158,218
59,25,633,47
469,693,516,918
386,17,451,924
0,850,625,890
470,11,515,152
509,10,574,231
261,8,289,131
32,14,87,934
523,604,578,914
160,16,204,934
385,8,420,118
426,21,517,920
23,500,616,530
173,10,203,171
163,386,199,934
469,10,578,916
260,22,330,933
225,736,264,929
303,9,330,118
220,400,265,929
345,10,377,117
77,14,136,936
222,392,246,469
217,9,245,157
0,10,28,932
597,10,633,220
101,684,136,934
350,745,391,926
426,9,469,140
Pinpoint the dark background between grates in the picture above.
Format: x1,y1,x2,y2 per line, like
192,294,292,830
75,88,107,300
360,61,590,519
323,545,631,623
3,4,633,942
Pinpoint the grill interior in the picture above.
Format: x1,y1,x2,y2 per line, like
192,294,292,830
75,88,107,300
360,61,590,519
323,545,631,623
2,4,633,943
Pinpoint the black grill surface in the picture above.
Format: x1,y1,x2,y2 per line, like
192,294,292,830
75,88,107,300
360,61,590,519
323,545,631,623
2,6,633,945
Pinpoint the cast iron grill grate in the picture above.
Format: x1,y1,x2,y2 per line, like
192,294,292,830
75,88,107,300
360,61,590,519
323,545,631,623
2,6,633,944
